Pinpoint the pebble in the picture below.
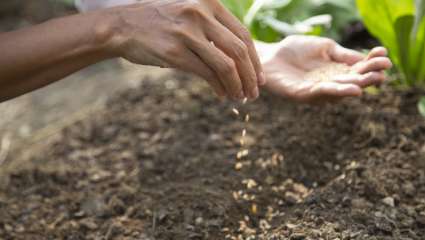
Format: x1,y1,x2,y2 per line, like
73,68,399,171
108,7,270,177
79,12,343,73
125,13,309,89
195,217,203,226
382,197,395,207
290,233,306,240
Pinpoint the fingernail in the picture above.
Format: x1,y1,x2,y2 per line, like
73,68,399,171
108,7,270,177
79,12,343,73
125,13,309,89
259,72,267,85
237,90,245,99
250,87,259,99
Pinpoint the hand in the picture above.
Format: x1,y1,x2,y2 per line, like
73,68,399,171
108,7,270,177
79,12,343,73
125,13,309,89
104,0,265,100
257,35,392,103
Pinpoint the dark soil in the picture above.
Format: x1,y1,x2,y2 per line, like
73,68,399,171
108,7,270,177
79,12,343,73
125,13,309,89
1,73,425,240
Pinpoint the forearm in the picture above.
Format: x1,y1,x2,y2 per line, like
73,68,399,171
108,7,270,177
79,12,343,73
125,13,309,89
0,10,118,102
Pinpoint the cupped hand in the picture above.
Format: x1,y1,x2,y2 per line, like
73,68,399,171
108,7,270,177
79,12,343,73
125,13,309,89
257,35,392,103
105,0,265,100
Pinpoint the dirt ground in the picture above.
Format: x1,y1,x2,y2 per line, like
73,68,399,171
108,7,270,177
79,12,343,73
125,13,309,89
0,72,424,240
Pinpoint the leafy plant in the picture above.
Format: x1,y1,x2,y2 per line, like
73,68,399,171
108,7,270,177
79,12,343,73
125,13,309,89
357,0,425,86
221,0,359,42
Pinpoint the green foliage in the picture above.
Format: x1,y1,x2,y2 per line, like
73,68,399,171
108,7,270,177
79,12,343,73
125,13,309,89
357,0,425,86
221,0,359,42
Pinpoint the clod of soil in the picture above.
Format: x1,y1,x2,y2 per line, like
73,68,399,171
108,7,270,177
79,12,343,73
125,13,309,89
0,72,424,240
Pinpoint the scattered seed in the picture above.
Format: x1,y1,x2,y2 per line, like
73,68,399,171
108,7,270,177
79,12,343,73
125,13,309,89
232,108,240,116
243,98,248,105
243,179,258,189
235,162,243,170
245,114,250,122
242,129,247,137
237,149,249,159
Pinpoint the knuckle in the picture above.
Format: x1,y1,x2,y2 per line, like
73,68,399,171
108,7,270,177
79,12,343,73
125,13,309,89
173,27,192,41
180,1,205,18
219,59,236,76
239,28,252,43
232,42,248,60
164,44,181,56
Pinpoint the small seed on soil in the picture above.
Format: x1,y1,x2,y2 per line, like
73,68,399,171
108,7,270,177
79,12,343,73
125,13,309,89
243,98,248,105
232,108,240,116
243,179,258,189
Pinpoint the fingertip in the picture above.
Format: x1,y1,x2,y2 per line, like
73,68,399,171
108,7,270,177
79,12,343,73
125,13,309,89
258,72,267,86
338,84,363,96
368,47,388,59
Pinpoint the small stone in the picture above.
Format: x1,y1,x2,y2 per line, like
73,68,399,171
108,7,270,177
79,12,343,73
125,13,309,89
80,218,98,230
382,197,395,207
195,217,203,226
402,182,416,196
290,233,306,240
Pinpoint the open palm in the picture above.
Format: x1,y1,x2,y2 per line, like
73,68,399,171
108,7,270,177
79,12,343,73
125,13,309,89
258,35,392,103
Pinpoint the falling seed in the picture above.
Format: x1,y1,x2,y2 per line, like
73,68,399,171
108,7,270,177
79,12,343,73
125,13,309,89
232,108,240,116
237,149,249,159
245,114,250,122
233,191,240,200
235,162,243,170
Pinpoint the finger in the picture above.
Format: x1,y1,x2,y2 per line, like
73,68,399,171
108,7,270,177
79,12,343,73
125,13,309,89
332,72,386,88
205,20,259,99
352,57,393,74
172,49,227,98
186,37,244,100
213,2,266,86
366,47,388,60
329,44,365,65
310,81,363,99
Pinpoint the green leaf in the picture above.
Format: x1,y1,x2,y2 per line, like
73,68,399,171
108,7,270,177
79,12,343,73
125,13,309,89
356,0,414,68
394,15,414,84
418,97,425,117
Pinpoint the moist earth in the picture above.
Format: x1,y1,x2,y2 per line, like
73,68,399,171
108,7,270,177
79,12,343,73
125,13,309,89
0,73,424,240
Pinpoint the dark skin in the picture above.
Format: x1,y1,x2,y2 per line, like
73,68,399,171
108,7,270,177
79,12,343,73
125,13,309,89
0,1,392,104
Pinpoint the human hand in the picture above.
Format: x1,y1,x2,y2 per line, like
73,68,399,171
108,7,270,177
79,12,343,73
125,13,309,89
257,35,392,103
103,0,265,100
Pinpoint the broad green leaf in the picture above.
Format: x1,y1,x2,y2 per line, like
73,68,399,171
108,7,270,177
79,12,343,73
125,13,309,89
413,0,425,35
394,15,414,84
356,0,413,67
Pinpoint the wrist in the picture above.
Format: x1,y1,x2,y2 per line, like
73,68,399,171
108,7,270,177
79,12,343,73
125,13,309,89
92,8,128,58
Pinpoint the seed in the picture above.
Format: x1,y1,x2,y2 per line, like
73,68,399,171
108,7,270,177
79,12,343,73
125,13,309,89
244,114,250,122
239,138,245,146
235,162,243,170
237,149,249,159
232,108,240,116
243,179,257,189
242,98,248,104
242,129,246,137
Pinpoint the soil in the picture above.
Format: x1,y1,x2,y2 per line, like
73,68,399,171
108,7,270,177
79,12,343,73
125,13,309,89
0,72,425,240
